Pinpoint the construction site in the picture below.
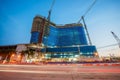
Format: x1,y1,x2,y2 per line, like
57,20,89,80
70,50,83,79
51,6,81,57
0,0,120,63
28,14,98,62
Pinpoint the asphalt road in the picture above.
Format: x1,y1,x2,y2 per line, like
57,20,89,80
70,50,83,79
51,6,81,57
0,64,120,80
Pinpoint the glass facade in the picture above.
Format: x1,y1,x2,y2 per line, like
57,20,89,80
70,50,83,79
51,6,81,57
43,26,88,46
40,25,97,58
30,31,40,43
30,22,98,60
29,16,99,62
41,45,97,58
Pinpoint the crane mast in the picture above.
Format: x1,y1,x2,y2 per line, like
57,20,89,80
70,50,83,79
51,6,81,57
77,0,97,45
82,16,92,45
42,0,55,38
47,0,55,21
111,31,120,48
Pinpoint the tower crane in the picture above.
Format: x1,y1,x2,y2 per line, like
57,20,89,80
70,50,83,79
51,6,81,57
43,0,55,37
111,31,120,48
47,0,55,21
41,0,55,51
77,0,97,45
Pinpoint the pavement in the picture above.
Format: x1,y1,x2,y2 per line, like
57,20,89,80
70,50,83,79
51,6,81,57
0,64,120,80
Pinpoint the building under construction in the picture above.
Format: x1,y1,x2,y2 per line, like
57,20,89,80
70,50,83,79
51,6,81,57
30,15,98,62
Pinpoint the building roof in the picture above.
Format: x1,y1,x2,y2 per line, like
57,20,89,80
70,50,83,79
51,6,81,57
55,23,83,28
34,15,83,28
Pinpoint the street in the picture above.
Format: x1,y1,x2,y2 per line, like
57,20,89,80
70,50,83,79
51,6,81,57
0,64,120,80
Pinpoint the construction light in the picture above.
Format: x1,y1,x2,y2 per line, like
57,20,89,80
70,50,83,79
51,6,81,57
94,52,98,57
12,54,15,57
18,55,21,58
73,58,77,61
75,55,79,57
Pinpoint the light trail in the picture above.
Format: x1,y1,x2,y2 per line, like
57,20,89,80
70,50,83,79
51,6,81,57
0,64,120,74
0,70,68,74
0,69,120,73
0,64,77,68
